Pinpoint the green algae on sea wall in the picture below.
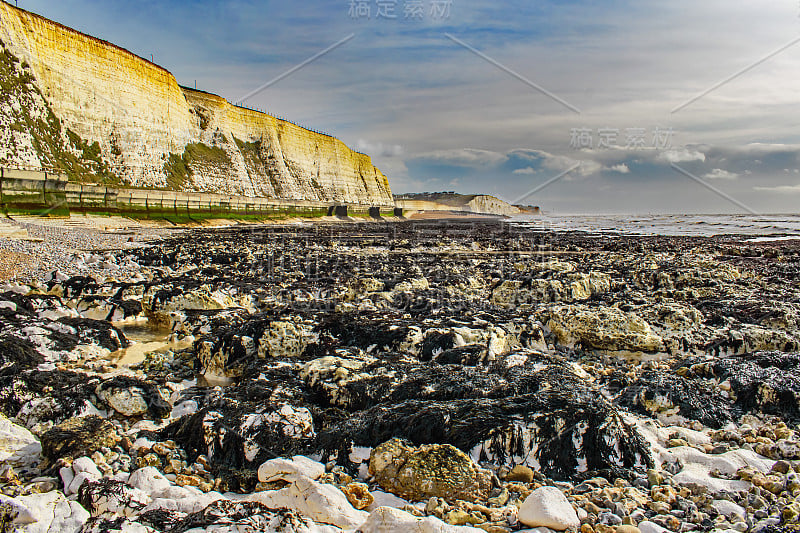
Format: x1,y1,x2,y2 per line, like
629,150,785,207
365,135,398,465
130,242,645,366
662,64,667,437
0,170,69,216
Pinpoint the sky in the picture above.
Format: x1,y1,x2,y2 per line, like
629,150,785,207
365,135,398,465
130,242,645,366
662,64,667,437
18,0,800,214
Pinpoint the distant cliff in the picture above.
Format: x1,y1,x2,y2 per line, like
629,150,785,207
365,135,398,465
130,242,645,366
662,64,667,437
394,192,523,216
0,1,392,205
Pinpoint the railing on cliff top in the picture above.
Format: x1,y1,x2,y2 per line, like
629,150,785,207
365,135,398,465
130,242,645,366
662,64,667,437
223,101,369,157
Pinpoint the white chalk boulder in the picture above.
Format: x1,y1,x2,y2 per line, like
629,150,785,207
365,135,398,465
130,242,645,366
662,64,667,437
127,467,172,498
249,476,369,529
257,455,326,483
0,414,41,466
8,491,89,532
365,490,411,512
517,486,580,531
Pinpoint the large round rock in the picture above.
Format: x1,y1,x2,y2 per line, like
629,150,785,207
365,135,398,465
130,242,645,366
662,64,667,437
368,438,492,503
517,486,580,530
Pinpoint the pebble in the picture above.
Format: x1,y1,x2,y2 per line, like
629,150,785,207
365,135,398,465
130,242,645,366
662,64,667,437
505,465,535,484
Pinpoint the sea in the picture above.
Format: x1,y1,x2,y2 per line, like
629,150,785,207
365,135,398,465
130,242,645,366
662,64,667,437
510,213,800,240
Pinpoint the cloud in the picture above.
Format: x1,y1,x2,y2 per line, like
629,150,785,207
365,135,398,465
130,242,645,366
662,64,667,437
356,139,404,157
754,184,800,193
658,149,707,164
704,168,738,180
509,149,599,177
415,148,508,167
610,163,630,174
512,167,537,175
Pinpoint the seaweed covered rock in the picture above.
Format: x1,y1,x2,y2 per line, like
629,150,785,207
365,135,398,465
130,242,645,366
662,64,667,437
138,499,320,533
543,304,664,355
683,351,800,422
77,479,149,518
0,371,168,430
143,283,246,327
491,271,611,307
306,353,649,481
75,295,143,322
192,312,318,378
161,402,315,469
320,389,651,481
57,317,129,352
0,371,104,430
49,275,100,298
0,337,43,376
618,370,738,428
368,438,493,503
0,291,128,367
619,351,800,428
304,351,551,411
40,416,121,465
95,376,170,419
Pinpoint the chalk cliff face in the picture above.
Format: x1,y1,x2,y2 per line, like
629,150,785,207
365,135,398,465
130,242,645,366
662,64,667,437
394,193,523,216
0,1,392,204
464,195,522,216
182,89,392,202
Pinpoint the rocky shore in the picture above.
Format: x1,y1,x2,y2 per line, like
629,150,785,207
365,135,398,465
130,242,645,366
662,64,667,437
1,220,799,533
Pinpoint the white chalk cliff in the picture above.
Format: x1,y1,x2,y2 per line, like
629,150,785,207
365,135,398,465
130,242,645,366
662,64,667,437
0,1,393,205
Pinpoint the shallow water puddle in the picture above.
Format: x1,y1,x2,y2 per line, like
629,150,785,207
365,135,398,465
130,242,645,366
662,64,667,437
111,340,170,366
110,323,178,366
118,323,172,343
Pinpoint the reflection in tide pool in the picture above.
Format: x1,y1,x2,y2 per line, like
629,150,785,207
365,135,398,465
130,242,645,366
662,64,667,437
111,323,181,367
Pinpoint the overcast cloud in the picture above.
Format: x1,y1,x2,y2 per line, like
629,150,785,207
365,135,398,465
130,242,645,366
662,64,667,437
19,0,800,213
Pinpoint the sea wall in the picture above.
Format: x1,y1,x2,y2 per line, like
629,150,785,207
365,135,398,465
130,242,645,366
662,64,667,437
0,1,392,204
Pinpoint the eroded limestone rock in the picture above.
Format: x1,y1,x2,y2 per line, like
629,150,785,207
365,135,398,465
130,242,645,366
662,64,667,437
368,439,493,503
